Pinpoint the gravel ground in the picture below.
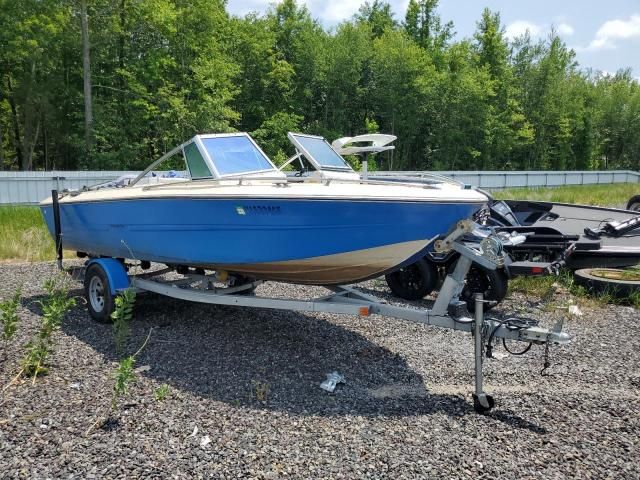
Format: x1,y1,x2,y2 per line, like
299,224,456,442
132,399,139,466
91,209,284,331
1,261,639,479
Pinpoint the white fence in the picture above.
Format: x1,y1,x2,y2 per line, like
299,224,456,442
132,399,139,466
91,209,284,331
1,169,639,204
374,170,640,190
0,171,138,205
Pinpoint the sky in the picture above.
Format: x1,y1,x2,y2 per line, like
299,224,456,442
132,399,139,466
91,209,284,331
226,0,640,78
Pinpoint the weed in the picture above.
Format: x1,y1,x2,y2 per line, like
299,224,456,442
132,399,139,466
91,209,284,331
86,328,153,435
1,286,22,344
514,267,640,310
113,356,136,408
111,289,136,354
555,269,635,308
40,278,76,335
508,275,556,298
252,380,269,402
20,342,51,378
629,291,640,309
154,384,170,401
21,277,75,382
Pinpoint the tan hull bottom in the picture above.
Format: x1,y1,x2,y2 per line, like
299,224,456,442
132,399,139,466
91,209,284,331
214,238,433,285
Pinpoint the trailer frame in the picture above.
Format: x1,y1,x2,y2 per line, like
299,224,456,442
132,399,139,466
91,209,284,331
72,220,570,414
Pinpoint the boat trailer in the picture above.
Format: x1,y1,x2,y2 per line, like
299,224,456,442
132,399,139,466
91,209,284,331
60,216,571,414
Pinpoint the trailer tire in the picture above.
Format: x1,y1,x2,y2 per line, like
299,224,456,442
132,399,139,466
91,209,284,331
627,195,640,212
573,268,640,299
385,258,438,300
84,263,115,322
460,264,508,312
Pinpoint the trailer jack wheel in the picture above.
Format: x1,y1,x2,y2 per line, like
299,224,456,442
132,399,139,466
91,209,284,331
472,393,495,414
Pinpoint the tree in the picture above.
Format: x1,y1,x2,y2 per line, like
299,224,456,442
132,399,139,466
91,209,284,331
595,70,640,170
512,33,582,169
404,0,452,52
80,0,93,155
473,8,533,169
1,0,639,172
355,1,397,38
0,0,73,170
321,23,373,138
370,30,436,169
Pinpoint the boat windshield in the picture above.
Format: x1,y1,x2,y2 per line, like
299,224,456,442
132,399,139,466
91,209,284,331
289,134,352,171
201,135,275,176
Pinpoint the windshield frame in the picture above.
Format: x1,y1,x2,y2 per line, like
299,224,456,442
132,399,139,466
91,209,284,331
196,133,279,178
288,132,354,172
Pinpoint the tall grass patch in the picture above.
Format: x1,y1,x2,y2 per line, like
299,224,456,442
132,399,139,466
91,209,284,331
0,206,54,261
495,183,638,207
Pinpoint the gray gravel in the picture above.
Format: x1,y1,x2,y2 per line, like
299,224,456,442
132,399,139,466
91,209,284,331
1,261,639,479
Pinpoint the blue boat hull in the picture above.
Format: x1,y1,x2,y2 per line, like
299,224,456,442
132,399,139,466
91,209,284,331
41,197,481,284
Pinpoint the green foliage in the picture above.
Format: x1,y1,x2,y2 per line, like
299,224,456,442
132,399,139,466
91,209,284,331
0,206,55,261
86,328,152,434
22,277,76,380
113,356,136,408
356,1,397,38
111,289,136,354
154,383,170,401
40,278,76,334
509,266,640,310
404,0,452,54
252,112,303,160
1,286,21,342
21,341,51,378
1,1,639,172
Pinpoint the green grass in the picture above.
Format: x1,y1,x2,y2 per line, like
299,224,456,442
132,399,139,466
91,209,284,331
0,206,55,262
495,183,638,207
509,264,640,309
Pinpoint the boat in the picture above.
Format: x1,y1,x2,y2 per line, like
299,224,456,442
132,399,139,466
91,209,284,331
484,199,640,269
40,132,487,285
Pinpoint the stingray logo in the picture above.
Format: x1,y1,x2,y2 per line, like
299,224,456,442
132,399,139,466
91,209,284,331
235,206,246,215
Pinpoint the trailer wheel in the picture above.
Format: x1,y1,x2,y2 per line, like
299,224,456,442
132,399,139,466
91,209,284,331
84,263,115,322
573,268,640,298
385,258,438,300
627,195,640,212
461,264,508,312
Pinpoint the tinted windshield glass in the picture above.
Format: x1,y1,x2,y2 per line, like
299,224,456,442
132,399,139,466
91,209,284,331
202,136,275,176
184,142,212,178
294,135,352,170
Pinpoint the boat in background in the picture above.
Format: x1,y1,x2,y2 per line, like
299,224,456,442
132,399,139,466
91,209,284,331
484,199,640,269
40,132,487,285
